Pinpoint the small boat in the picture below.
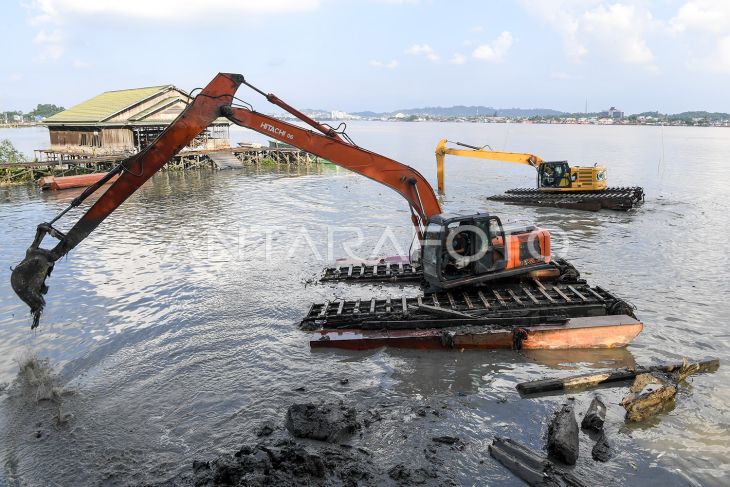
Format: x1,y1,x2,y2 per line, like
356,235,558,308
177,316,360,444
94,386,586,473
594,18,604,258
310,315,643,351
38,173,118,191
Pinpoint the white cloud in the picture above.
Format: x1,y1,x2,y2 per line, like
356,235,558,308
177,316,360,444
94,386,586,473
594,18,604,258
29,0,321,22
370,59,399,69
582,4,655,64
520,1,657,65
472,32,513,62
72,59,90,68
33,29,64,61
550,71,573,80
671,2,730,72
670,1,730,34
449,53,467,65
405,44,440,61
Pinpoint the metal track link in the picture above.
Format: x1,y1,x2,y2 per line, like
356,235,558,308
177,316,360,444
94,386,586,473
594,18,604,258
321,261,422,282
488,186,644,211
300,281,632,330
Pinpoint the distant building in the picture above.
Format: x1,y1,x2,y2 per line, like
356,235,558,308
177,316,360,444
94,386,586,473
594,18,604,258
605,106,624,119
43,85,230,155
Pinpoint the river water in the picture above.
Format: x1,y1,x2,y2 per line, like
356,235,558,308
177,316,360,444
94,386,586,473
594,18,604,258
0,123,729,486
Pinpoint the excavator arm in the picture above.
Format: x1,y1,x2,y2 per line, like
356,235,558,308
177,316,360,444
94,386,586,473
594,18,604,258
435,139,543,193
11,72,441,329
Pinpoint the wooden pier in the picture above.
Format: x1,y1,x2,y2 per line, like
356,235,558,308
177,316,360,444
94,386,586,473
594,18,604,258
1,144,324,186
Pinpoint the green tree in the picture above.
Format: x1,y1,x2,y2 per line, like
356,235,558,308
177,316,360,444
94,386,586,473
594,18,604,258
28,104,65,119
0,139,26,164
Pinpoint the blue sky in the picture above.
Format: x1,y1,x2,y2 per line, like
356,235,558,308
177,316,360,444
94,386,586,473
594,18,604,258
2,0,729,114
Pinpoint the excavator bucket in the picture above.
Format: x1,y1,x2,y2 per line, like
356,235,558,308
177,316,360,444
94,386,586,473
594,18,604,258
11,248,55,329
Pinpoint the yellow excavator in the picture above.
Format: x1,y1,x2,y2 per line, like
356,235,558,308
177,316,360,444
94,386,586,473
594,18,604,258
435,139,643,211
435,139,607,194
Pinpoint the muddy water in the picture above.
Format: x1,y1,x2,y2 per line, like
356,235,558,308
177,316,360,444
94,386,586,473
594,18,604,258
1,122,729,485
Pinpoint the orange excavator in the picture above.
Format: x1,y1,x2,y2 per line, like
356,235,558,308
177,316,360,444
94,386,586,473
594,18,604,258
11,73,554,329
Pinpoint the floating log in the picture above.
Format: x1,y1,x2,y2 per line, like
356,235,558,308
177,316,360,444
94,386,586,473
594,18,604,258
489,437,589,487
580,396,606,432
516,357,719,396
547,405,579,465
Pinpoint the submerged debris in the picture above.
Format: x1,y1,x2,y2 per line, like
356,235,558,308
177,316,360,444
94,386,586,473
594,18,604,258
547,404,579,465
489,437,590,487
581,396,606,432
621,374,677,423
591,433,612,462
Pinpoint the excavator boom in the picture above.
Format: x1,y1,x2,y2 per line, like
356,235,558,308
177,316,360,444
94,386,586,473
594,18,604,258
435,139,543,193
10,73,442,328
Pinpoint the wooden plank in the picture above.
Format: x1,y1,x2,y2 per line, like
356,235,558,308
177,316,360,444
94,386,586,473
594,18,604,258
568,285,588,302
446,292,456,308
401,296,408,315
432,295,440,307
553,286,572,303
463,292,474,309
586,287,605,301
336,300,345,316
360,265,365,277
386,297,392,313
386,263,392,276
522,285,540,305
398,262,404,274
477,291,491,310
537,286,557,303
347,265,353,277
409,303,472,319
353,299,361,314
417,296,423,307
507,289,524,306
492,289,507,307
369,298,376,314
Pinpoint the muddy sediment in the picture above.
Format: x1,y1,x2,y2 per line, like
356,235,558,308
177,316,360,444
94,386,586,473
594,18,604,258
154,401,457,486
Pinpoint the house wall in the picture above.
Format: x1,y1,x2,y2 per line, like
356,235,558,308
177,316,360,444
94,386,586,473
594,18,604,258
49,127,134,154
101,128,134,150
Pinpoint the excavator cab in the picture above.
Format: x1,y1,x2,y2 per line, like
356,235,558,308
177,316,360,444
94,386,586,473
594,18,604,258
538,161,609,192
420,213,552,291
537,161,572,188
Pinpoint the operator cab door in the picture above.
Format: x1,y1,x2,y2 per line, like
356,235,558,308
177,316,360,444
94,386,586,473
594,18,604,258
473,216,507,274
538,161,572,188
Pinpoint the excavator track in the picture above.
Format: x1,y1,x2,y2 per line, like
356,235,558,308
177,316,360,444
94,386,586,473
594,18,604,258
320,258,579,285
301,280,634,331
487,186,644,211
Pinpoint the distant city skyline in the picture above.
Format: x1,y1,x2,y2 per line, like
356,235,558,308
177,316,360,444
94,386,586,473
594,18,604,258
2,1,729,114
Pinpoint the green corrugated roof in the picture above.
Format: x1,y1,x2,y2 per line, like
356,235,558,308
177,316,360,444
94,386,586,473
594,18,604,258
45,85,173,124
128,96,184,122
